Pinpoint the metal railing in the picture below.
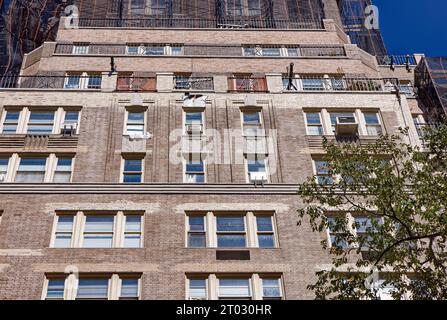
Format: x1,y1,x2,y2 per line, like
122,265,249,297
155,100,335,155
78,18,324,29
282,76,399,92
0,75,101,89
377,55,417,66
116,76,156,92
299,46,346,57
174,76,214,91
228,77,268,92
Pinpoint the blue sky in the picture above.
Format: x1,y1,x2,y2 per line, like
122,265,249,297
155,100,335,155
373,0,447,57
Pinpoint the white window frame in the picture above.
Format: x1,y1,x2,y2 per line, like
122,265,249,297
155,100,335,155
304,111,324,135
123,109,147,136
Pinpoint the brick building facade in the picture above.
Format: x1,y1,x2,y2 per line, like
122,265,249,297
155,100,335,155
0,0,429,300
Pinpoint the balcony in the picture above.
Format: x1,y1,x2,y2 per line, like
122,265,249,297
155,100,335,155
282,76,399,92
116,76,156,92
228,76,268,92
77,18,324,30
174,76,214,91
0,75,102,90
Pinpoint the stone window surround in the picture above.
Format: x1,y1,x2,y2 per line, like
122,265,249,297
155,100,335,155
185,211,278,249
185,273,284,300
0,107,81,135
0,153,74,183
50,211,144,248
42,273,141,300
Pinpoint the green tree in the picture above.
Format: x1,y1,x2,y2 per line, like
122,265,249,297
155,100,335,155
298,125,447,300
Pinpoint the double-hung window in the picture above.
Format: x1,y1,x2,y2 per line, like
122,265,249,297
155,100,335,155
82,215,115,248
0,157,9,182
119,278,140,300
185,111,203,134
122,158,143,183
76,278,109,300
1,110,20,133
184,156,205,183
305,112,324,135
45,279,66,300
218,278,252,300
364,112,383,136
53,158,73,183
256,215,276,248
242,111,262,136
262,278,283,300
53,215,75,248
125,112,145,135
123,215,142,248
27,111,55,134
216,215,246,248
354,216,381,250
314,160,333,185
327,216,349,249
188,278,207,300
15,157,47,183
187,215,206,248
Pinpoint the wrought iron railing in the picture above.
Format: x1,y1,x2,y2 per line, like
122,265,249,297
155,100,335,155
173,76,214,91
116,76,157,92
228,77,268,92
0,75,101,89
377,55,417,66
77,18,324,29
282,76,399,92
299,46,346,57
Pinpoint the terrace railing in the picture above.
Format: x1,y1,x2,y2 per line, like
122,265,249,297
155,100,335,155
77,18,324,30
0,75,101,90
116,76,156,92
173,76,214,91
228,77,268,92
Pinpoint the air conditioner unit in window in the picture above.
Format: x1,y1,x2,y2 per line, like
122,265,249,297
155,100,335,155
335,116,358,135
0,173,5,182
186,124,203,134
60,123,77,135
249,171,268,183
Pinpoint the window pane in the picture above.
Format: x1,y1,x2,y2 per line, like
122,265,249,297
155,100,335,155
189,279,207,299
243,112,261,124
219,279,250,297
189,216,204,231
125,216,141,232
123,173,142,183
77,279,109,299
306,113,321,124
124,159,142,172
315,161,329,174
188,234,206,247
0,158,8,177
186,160,204,173
185,112,203,124
57,216,74,232
256,216,272,231
307,126,323,135
128,112,144,123
64,112,79,123
247,159,266,173
262,279,281,298
85,216,114,232
217,234,246,247
47,279,65,299
124,234,141,248
364,113,379,124
126,125,144,134
5,111,20,121
258,234,275,248
27,112,55,134
15,158,46,183
217,216,244,232
83,235,113,248
121,279,139,298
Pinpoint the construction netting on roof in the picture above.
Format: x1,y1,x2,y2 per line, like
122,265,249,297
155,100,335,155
415,57,447,120
337,0,387,57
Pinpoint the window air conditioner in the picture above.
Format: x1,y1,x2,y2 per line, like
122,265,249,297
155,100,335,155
335,116,358,135
249,171,268,183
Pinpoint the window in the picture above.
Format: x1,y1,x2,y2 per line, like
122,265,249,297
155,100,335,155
76,278,109,300
82,215,115,248
125,112,145,135
186,274,283,300
184,156,205,183
302,78,324,90
305,112,324,135
122,158,143,183
1,110,20,133
185,111,203,134
145,46,165,55
327,216,349,249
287,47,300,57
44,274,141,300
87,74,102,89
126,44,140,55
15,157,47,183
216,216,246,248
261,47,281,57
64,73,101,89
187,215,206,248
65,74,81,89
256,215,275,248
247,0,261,16
242,111,262,136
188,278,207,300
63,111,79,131
186,212,277,248
247,155,267,182
72,45,89,54
364,112,382,136
45,279,65,300
262,278,282,300
218,278,251,300
123,215,142,248
354,216,381,250
53,215,75,248
329,112,356,134
27,111,55,134
0,157,9,182
53,158,73,183
119,278,140,300
314,160,333,185
171,45,183,56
